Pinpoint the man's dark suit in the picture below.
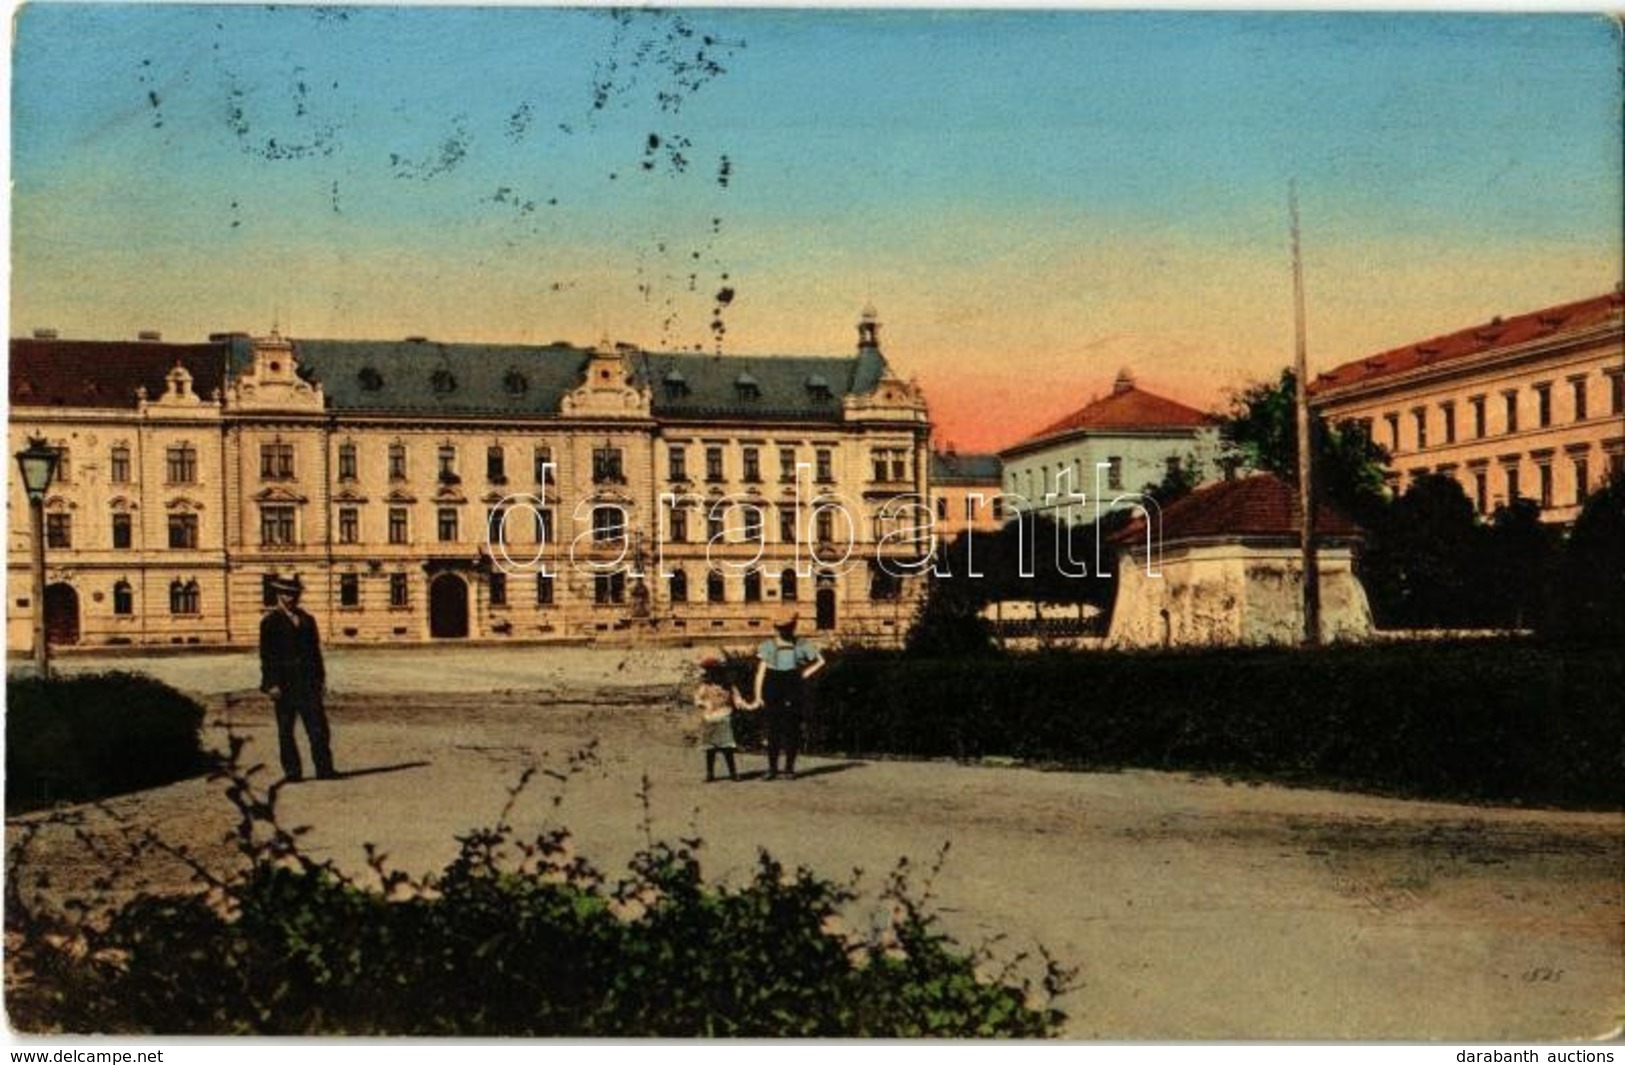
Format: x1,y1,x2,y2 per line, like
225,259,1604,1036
259,605,335,781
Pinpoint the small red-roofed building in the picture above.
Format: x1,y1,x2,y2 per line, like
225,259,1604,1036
1310,287,1625,524
1105,473,1372,648
997,369,1222,526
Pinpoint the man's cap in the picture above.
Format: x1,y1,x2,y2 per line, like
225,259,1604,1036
773,606,800,629
269,574,304,594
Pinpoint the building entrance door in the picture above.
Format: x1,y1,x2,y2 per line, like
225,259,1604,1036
429,573,469,638
815,581,837,632
44,583,80,645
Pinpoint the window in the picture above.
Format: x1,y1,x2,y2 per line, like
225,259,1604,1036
1441,402,1456,445
1609,370,1625,416
743,569,762,603
1537,463,1553,509
668,568,690,603
815,509,834,544
110,446,131,484
533,446,554,484
595,571,626,605
487,445,506,484
779,447,797,483
338,507,359,544
1472,468,1489,514
1572,377,1588,422
536,573,555,606
706,446,725,483
169,579,200,615
936,497,949,520
260,443,295,481
534,508,555,544
779,505,797,543
780,568,798,602
390,573,410,608
489,571,508,607
53,448,72,485
1503,391,1519,434
166,444,197,484
437,446,459,483
112,580,133,616
892,451,908,482
592,447,624,484
1535,384,1552,428
742,504,763,543
338,442,358,482
388,507,409,545
339,574,360,607
260,506,295,546
668,506,689,544
964,497,979,521
112,513,132,550
1505,464,1521,503
872,450,889,482
668,446,688,482
1384,413,1400,452
706,570,725,603
1574,455,1591,503
1107,456,1124,491
46,513,72,549
486,506,508,547
742,447,761,483
389,443,408,481
706,504,725,544
870,564,901,601
592,505,624,544
816,448,834,483
1412,409,1428,450
437,507,459,542
1470,396,1487,439
167,513,198,550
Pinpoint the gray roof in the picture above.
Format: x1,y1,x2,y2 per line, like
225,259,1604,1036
930,451,1002,484
634,349,888,422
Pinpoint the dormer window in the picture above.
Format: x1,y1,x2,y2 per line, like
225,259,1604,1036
430,369,457,395
805,374,832,401
735,372,761,401
358,367,384,392
502,369,529,396
663,368,690,400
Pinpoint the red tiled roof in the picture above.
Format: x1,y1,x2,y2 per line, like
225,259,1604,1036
1112,473,1361,546
9,339,231,409
1013,383,1211,450
1311,289,1624,396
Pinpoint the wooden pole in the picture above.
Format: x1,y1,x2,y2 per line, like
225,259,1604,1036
1291,182,1322,646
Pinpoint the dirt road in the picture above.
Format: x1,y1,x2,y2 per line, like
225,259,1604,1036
11,647,1623,1040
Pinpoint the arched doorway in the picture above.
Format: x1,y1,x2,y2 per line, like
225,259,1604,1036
815,575,837,632
429,573,469,638
44,583,80,645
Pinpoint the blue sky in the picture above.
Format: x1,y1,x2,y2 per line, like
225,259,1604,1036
9,5,1621,448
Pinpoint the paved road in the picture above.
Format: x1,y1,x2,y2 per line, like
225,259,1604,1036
12,649,1623,1040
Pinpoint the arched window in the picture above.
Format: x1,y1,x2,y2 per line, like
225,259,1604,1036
169,579,200,615
706,570,726,603
112,580,134,616
668,569,689,603
780,568,798,602
743,568,762,603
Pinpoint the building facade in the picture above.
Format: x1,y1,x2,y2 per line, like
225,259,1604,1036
1310,288,1625,524
997,369,1222,527
927,450,1004,542
7,312,933,653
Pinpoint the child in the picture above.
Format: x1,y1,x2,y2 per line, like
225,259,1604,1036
695,656,749,782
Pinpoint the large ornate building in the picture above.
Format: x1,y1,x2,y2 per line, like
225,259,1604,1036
1310,288,1624,524
7,312,932,652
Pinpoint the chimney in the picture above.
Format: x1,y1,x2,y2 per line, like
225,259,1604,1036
1113,368,1136,395
138,330,163,342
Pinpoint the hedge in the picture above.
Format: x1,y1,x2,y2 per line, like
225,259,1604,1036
808,641,1622,809
6,671,211,814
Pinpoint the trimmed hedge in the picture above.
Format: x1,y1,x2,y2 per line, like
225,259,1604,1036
6,671,211,814
809,641,1622,809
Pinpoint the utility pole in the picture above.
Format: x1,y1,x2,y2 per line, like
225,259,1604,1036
1291,182,1322,647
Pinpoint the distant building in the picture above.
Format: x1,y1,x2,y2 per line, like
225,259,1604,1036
927,449,1003,542
1310,288,1625,524
1107,474,1372,648
997,369,1221,526
7,310,933,652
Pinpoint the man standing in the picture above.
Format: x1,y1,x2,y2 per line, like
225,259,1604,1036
749,607,825,780
259,575,337,782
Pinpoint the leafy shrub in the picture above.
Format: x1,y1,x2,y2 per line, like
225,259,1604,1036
6,672,211,815
811,641,1622,809
5,746,1071,1037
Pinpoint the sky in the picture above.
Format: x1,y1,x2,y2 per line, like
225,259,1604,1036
7,5,1622,451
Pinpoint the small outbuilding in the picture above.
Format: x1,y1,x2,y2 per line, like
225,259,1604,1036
1106,474,1373,648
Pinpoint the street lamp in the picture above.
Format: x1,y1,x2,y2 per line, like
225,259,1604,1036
15,436,61,680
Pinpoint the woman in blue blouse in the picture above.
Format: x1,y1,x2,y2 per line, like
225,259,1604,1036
749,607,826,780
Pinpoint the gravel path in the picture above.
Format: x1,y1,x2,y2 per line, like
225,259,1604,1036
10,648,1623,1040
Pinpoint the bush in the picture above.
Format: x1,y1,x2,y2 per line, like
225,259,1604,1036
810,641,1622,809
6,672,211,815
5,751,1072,1037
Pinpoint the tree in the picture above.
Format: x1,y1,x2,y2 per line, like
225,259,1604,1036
1358,474,1490,628
1219,368,1390,522
1546,474,1625,642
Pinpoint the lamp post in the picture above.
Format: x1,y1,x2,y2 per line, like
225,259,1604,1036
15,436,61,680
